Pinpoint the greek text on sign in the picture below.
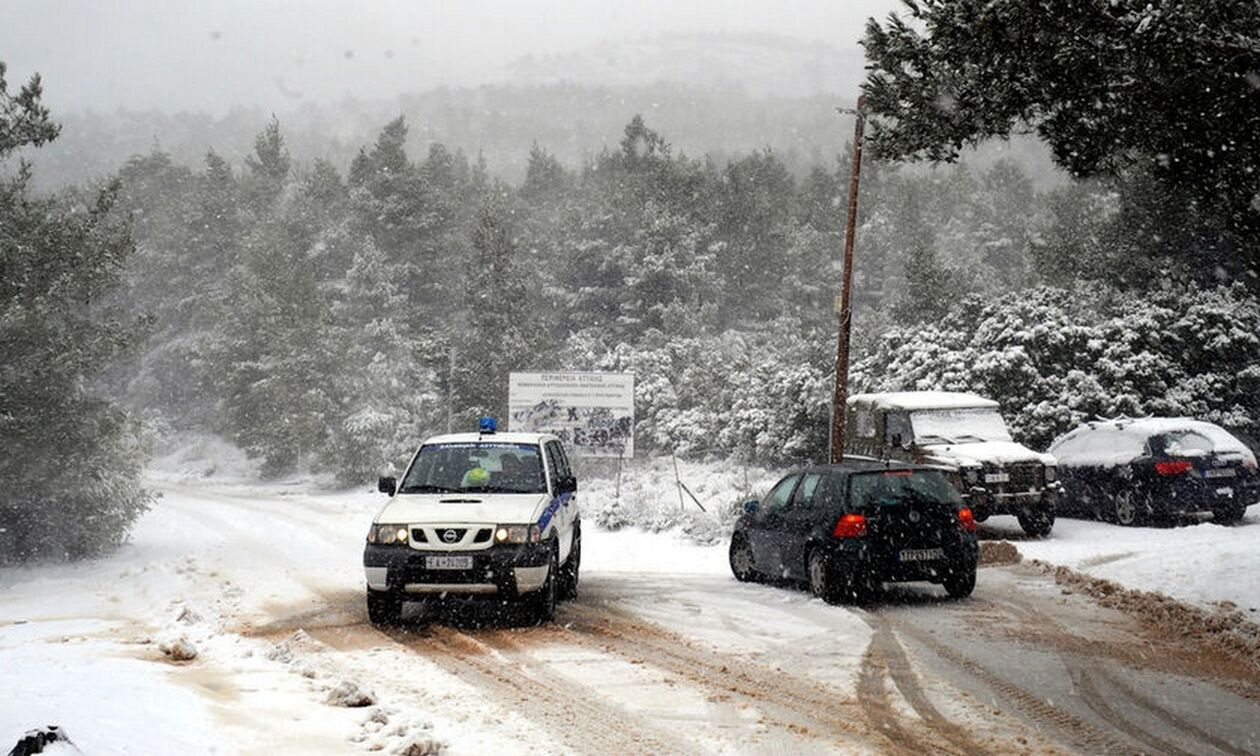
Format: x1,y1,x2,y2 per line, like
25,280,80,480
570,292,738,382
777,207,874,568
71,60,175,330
508,372,634,458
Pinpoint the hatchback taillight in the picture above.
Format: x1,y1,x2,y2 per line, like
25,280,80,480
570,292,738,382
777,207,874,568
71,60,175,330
957,508,976,533
832,513,867,538
1155,460,1193,476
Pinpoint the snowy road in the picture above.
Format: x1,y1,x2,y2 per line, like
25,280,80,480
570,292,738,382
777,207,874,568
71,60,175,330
4,479,1260,754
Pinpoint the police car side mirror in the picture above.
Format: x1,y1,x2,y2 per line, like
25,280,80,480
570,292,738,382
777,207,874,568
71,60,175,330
743,499,760,515
555,476,577,494
378,476,396,496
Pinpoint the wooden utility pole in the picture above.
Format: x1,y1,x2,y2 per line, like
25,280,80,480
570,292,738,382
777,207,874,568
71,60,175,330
831,96,866,463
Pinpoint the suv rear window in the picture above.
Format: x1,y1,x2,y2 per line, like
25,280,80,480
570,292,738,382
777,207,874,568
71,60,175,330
400,443,546,494
850,470,962,509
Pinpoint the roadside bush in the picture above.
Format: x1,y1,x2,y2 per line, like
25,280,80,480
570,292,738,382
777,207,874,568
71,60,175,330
852,283,1260,449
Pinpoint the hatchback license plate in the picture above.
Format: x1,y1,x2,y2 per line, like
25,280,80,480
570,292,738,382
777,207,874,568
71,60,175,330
425,555,473,570
1204,468,1236,478
899,547,945,562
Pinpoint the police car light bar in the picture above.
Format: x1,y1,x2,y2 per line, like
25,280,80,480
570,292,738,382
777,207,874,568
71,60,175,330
479,417,498,434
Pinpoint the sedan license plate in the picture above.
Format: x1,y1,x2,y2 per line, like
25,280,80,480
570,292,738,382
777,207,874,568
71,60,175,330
1204,468,1236,479
425,555,473,570
985,472,1010,484
899,547,945,563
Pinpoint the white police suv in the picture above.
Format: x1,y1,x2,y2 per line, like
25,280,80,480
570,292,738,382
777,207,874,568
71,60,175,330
363,418,580,625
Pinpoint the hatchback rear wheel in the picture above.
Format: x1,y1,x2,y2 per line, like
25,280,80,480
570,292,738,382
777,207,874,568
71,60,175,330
807,549,838,603
943,565,976,599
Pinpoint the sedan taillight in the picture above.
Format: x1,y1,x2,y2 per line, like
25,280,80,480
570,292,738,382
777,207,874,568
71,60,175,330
1154,460,1194,476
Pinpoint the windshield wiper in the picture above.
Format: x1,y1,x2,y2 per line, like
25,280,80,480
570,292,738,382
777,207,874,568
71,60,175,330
953,434,988,443
462,485,542,494
916,434,955,445
398,484,460,494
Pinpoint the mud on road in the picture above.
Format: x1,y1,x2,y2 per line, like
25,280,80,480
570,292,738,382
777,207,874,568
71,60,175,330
237,561,1260,755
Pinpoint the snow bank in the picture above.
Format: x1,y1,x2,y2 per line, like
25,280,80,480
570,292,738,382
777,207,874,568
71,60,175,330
983,509,1260,613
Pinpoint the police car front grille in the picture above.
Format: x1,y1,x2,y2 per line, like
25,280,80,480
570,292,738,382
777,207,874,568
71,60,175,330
474,528,493,543
410,528,428,543
435,528,467,544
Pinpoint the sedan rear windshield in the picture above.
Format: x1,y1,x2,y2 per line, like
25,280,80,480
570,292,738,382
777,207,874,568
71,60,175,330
1150,431,1217,457
400,443,546,494
850,470,962,509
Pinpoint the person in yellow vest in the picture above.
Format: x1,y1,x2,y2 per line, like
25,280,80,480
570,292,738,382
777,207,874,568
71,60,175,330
461,466,490,488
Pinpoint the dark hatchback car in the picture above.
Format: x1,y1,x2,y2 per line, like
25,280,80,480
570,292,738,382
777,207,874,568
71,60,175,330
729,461,979,603
1048,418,1259,526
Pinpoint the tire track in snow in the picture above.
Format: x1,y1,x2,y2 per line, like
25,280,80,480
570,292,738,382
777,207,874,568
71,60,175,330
385,623,697,755
858,613,994,756
559,602,864,738
884,613,1138,755
994,595,1254,756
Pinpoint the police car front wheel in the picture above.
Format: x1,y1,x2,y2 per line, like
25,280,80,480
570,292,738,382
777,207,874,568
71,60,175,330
367,590,402,626
530,546,559,623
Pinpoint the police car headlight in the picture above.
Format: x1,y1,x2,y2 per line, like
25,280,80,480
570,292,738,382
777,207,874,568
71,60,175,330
494,525,542,544
370,525,409,545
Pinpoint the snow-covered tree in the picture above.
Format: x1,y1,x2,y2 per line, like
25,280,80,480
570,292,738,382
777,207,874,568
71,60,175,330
0,65,152,561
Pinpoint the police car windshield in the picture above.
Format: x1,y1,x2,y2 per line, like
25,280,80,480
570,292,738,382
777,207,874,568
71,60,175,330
399,443,546,495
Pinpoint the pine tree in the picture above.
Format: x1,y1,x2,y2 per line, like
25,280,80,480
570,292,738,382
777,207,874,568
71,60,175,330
0,64,152,561
324,238,433,483
862,0,1260,282
452,198,540,427
216,122,337,474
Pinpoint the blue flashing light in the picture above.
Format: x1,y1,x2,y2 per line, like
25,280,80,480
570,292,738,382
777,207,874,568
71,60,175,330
479,417,498,433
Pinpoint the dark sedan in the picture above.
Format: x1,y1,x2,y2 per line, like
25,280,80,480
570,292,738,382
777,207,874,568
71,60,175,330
729,460,979,603
1048,418,1259,526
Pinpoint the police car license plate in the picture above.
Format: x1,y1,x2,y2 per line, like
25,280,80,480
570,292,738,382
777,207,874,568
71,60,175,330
425,555,473,570
1204,468,1236,478
985,472,1010,483
899,548,944,562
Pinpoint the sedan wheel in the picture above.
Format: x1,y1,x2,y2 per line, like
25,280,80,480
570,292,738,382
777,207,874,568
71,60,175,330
1114,491,1142,526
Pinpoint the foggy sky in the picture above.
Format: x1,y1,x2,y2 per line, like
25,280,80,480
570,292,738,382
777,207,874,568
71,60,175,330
2,0,899,115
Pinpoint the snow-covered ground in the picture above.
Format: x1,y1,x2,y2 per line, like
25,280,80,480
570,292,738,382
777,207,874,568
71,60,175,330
3,442,1259,753
981,509,1260,613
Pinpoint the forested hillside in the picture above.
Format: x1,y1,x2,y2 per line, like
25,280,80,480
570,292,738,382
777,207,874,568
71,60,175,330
95,109,1259,482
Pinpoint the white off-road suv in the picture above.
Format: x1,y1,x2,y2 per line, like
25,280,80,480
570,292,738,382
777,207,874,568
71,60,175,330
363,419,581,625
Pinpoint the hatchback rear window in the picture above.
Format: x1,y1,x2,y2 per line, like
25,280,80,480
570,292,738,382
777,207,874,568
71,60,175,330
850,470,962,509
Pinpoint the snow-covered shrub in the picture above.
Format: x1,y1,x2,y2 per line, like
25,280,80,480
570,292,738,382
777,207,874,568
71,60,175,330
581,457,785,543
853,283,1260,449
566,317,831,465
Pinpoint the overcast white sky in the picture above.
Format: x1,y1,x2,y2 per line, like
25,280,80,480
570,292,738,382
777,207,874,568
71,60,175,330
2,0,900,114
